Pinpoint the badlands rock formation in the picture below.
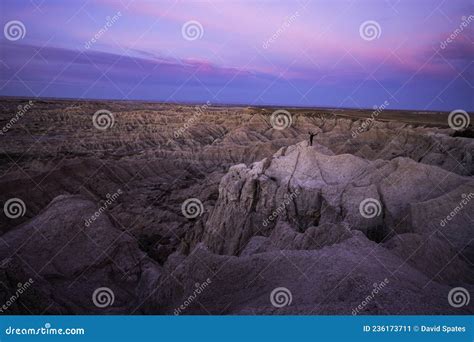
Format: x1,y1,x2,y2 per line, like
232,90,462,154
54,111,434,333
202,142,473,255
0,99,472,314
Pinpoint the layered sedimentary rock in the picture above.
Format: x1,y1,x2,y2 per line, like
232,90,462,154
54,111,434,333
202,142,472,256
0,99,472,314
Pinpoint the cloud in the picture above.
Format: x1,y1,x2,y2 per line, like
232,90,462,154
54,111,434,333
0,0,472,110
0,43,272,98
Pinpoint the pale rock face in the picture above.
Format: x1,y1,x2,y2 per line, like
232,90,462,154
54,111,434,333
376,157,469,234
201,141,472,263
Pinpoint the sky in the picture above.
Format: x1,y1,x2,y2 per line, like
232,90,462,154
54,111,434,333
0,0,473,111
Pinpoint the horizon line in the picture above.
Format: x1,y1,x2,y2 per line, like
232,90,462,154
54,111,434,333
0,95,467,115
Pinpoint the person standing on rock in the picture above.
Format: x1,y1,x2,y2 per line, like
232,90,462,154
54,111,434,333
308,132,317,146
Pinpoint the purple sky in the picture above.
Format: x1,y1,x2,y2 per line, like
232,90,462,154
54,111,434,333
0,0,473,111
